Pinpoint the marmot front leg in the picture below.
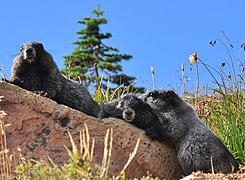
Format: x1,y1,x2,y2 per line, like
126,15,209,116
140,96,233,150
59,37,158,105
144,126,162,140
1,77,9,82
42,79,61,99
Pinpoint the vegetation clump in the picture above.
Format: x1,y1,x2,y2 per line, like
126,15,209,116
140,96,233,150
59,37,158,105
62,4,144,94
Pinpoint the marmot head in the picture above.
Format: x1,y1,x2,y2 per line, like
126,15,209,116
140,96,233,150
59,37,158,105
19,42,46,63
141,90,184,112
117,94,137,122
117,93,158,128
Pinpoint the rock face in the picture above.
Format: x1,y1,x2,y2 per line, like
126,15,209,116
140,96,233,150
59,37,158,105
0,81,182,179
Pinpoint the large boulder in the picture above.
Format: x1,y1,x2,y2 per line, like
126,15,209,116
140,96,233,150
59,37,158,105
0,81,182,179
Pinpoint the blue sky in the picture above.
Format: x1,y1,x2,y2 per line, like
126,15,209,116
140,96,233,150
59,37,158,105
0,1,244,93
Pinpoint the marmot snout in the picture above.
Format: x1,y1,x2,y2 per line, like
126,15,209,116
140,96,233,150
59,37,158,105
20,42,41,63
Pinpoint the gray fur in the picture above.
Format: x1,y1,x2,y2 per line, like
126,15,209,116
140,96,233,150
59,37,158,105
141,89,239,175
99,94,166,140
98,98,122,119
10,42,100,117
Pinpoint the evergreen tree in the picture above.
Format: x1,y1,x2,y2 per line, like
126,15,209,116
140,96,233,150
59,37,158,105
62,5,144,93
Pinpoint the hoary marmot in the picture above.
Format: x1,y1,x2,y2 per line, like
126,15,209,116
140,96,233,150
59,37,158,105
98,94,166,140
141,89,239,175
10,42,100,117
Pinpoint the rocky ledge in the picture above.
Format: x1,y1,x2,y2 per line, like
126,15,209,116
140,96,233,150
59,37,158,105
0,81,182,179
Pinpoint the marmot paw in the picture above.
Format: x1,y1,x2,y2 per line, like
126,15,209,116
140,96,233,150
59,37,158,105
34,90,48,97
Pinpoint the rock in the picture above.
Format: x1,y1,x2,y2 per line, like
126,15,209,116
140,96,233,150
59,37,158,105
0,81,182,179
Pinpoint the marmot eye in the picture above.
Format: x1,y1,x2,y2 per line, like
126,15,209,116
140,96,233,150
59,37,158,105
20,47,23,52
149,92,156,98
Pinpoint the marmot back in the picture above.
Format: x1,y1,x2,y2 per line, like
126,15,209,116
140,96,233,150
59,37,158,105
141,89,239,175
10,42,100,117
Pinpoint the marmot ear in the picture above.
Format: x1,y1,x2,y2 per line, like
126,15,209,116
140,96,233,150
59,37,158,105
165,90,175,98
167,90,182,107
37,43,44,50
165,90,177,105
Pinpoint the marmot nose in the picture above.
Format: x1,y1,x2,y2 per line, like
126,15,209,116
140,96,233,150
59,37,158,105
26,48,33,54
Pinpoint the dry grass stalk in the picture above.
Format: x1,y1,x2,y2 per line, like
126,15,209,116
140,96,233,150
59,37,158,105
81,124,92,161
120,138,140,174
151,65,156,89
100,128,113,178
65,124,141,179
105,128,113,176
0,96,12,180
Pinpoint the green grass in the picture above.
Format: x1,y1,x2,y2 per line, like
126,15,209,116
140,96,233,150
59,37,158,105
94,79,140,105
207,91,245,163
186,32,245,163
